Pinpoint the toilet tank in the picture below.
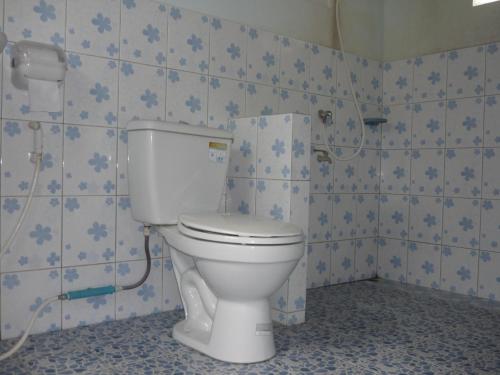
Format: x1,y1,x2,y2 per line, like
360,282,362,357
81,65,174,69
127,120,233,225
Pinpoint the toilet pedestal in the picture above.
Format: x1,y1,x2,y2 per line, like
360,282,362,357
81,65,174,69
173,299,275,363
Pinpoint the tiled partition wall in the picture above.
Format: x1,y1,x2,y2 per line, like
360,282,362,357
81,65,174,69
378,42,500,300
226,114,310,325
0,0,380,339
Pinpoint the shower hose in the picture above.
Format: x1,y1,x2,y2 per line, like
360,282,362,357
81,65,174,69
319,0,366,161
0,124,152,361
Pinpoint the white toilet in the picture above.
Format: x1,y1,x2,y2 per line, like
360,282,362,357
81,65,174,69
127,120,304,363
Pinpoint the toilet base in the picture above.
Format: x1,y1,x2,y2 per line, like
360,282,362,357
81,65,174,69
173,299,276,363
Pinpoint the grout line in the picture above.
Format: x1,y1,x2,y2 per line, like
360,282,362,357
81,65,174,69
476,47,488,297
439,52,450,290
59,0,69,334
0,0,4,340
404,60,415,285
113,0,124,323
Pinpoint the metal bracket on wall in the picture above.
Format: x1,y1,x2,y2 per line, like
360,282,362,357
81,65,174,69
313,147,333,164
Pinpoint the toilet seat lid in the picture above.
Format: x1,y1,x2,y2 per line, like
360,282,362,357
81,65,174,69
178,213,303,245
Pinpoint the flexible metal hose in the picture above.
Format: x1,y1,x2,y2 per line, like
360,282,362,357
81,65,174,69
320,0,366,161
120,227,151,290
0,227,152,361
0,296,59,361
0,140,42,260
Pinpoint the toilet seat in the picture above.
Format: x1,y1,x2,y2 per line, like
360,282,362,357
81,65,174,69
159,213,304,263
178,213,303,246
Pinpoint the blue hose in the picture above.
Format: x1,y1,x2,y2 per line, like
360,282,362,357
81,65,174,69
59,229,151,301
61,285,116,300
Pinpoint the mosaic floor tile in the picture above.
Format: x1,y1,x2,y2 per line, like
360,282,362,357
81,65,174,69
1,280,500,374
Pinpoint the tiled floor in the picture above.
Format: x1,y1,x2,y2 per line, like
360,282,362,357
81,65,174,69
1,280,500,374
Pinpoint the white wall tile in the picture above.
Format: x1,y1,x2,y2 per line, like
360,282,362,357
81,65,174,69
246,28,280,86
307,242,330,288
478,251,500,301
309,194,332,242
332,194,357,240
167,6,209,74
407,242,441,289
62,125,116,195
485,43,500,96
382,104,412,149
447,46,485,99
440,246,478,296
377,238,407,282
409,196,443,244
1,268,61,339
209,18,247,80
411,101,446,148
309,45,336,96
166,69,208,126
410,148,445,196
444,148,482,198
279,37,309,92
380,149,411,194
120,0,167,66
442,198,480,249
355,238,378,280
1,120,62,196
118,62,166,127
383,59,413,105
5,0,66,46
62,196,115,266
207,77,245,129
412,53,447,102
64,53,118,127
1,197,61,272
331,239,355,284
66,0,120,58
445,97,484,148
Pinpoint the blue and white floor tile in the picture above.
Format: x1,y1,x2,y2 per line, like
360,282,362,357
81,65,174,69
2,280,499,374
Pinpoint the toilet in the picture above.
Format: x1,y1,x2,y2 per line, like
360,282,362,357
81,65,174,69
127,120,304,363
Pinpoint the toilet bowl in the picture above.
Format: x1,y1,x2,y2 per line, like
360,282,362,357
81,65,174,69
159,213,304,363
126,120,304,363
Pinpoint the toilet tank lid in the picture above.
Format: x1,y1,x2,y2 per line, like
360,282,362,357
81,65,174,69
179,213,303,238
127,120,233,140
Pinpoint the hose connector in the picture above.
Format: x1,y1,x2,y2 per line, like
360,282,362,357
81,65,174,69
30,152,43,164
120,225,152,291
28,121,43,163
59,285,116,301
28,121,41,131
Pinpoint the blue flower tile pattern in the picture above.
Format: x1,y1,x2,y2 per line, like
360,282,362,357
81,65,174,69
378,40,500,301
66,0,120,57
1,0,500,345
120,0,167,66
209,18,247,80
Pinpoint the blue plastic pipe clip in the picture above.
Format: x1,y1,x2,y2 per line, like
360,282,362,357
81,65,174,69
62,285,116,300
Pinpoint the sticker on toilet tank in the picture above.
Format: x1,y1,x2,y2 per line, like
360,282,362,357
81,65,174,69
208,142,227,163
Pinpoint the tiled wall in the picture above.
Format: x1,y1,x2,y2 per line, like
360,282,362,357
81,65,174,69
4,0,495,344
306,56,383,288
0,0,379,340
378,42,500,300
226,114,310,325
